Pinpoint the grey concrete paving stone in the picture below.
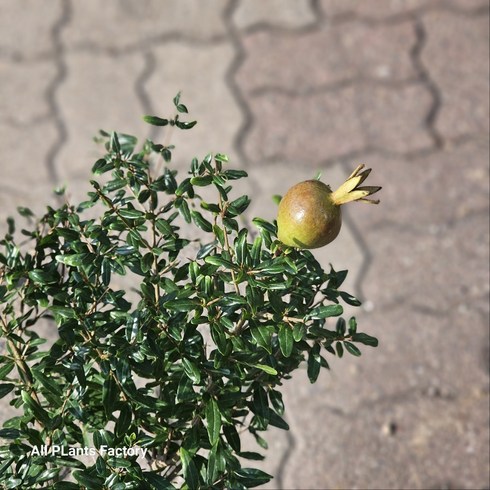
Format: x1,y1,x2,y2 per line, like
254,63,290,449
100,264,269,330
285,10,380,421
239,21,417,93
421,9,490,140
0,60,56,125
243,86,364,164
0,0,63,59
63,0,229,51
0,0,489,489
0,121,59,219
319,0,489,20
357,83,435,153
233,0,317,31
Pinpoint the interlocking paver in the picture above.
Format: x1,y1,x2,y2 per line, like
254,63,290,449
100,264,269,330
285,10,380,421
319,0,489,19
0,60,56,125
282,373,489,489
233,0,316,30
0,121,58,219
243,82,434,164
0,0,63,59
357,83,435,153
243,87,364,164
63,0,228,51
239,21,417,93
422,10,490,140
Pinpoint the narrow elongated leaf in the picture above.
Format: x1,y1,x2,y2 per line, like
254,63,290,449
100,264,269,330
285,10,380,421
0,383,15,399
115,404,132,438
180,448,199,490
253,364,277,376
73,470,104,489
119,208,144,219
223,424,241,453
205,399,221,446
0,362,14,381
143,115,169,126
182,358,201,384
344,341,362,357
235,468,272,488
278,324,294,357
21,391,51,425
32,369,63,407
250,325,274,353
269,389,284,416
204,255,234,269
307,344,321,383
142,472,177,490
191,211,212,232
28,269,59,284
164,298,198,312
351,332,378,347
102,376,118,417
307,304,343,320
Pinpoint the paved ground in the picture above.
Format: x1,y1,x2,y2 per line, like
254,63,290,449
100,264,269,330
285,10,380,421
1,1,489,489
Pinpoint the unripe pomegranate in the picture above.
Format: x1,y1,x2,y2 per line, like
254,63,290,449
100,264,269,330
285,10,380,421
277,165,381,249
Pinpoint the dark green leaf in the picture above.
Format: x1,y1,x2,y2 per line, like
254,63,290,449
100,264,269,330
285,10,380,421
223,424,241,453
191,211,212,232
0,383,15,399
182,358,201,384
235,468,272,488
73,470,105,489
253,364,277,376
165,298,198,312
155,218,173,235
142,472,177,490
119,208,145,219
250,325,274,353
269,389,284,416
103,376,118,417
115,404,132,439
205,399,221,446
32,369,62,407
307,344,321,383
21,391,51,425
278,324,294,357
348,316,357,334
238,451,264,461
224,169,248,180
28,269,58,284
110,131,120,152
344,341,362,356
175,120,197,130
339,291,362,306
0,428,21,439
292,322,306,342
204,255,234,269
143,115,169,126
190,175,213,186
351,332,378,347
269,411,289,430
308,304,343,320
180,447,199,490
0,362,14,381
17,206,34,217
336,342,344,358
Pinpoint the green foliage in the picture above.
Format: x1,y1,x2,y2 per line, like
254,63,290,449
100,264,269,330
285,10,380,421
0,96,378,489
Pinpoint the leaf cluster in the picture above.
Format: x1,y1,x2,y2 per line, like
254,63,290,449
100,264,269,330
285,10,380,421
0,95,377,489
